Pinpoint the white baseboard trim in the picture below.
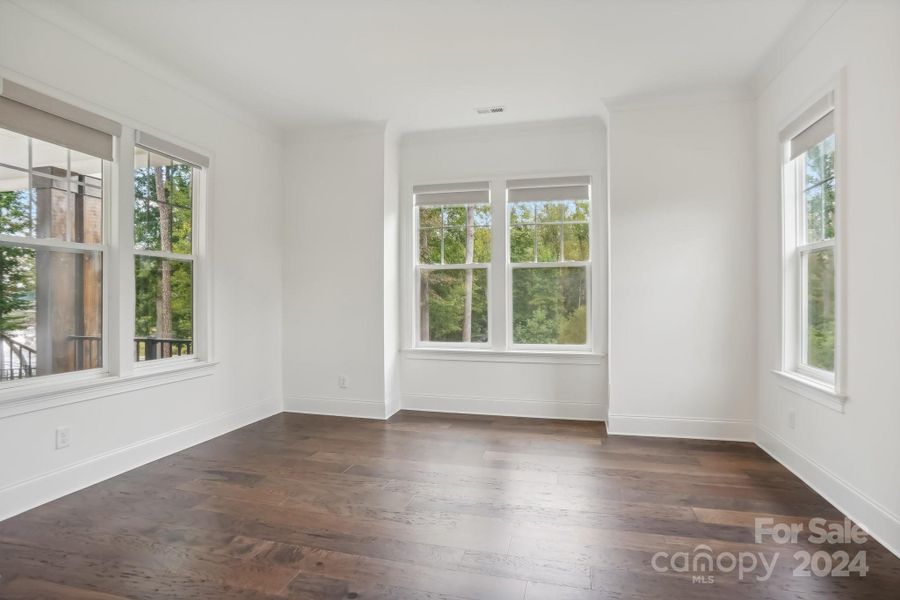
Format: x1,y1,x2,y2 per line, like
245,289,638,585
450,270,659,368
0,398,280,522
402,393,605,421
756,425,900,559
607,413,754,441
284,395,388,419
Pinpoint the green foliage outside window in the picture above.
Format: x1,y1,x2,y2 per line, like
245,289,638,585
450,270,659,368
134,159,194,341
0,190,34,332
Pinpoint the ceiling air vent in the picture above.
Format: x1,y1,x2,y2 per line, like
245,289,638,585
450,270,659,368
475,106,505,115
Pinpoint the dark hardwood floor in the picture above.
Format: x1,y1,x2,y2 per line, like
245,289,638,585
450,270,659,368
0,411,897,599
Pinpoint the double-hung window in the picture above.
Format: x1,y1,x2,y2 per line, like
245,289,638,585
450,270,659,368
0,81,117,382
781,92,840,387
0,78,209,396
508,177,591,349
411,175,592,351
414,182,491,345
133,133,204,362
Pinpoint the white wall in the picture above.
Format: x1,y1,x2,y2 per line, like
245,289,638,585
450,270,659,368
607,95,757,440
399,119,609,420
0,1,284,518
755,0,900,554
282,124,397,419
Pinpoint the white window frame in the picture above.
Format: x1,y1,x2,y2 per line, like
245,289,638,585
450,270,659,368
413,187,493,349
505,182,592,352
131,142,207,367
777,77,847,406
0,77,215,412
0,138,112,389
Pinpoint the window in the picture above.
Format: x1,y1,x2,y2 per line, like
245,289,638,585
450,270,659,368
0,78,210,394
508,177,590,348
415,182,491,345
133,145,198,361
782,93,840,385
411,175,592,352
0,78,116,382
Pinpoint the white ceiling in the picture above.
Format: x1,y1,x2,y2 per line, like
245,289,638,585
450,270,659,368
39,0,809,132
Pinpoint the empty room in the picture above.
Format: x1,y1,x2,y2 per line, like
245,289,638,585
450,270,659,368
1,0,899,598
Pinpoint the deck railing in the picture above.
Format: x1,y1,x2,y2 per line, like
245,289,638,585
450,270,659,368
0,335,195,380
0,334,37,381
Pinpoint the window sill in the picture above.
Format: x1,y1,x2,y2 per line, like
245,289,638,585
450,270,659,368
0,359,218,420
402,348,606,365
772,369,845,413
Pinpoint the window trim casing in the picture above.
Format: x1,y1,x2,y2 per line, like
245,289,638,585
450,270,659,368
777,72,847,406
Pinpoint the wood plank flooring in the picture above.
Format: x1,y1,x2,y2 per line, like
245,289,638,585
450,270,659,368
0,411,897,599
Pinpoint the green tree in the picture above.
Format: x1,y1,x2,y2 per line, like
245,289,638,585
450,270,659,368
0,190,34,332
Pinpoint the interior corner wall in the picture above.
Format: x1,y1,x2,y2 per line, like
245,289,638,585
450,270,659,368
383,126,401,417
398,119,609,420
0,1,284,519
755,0,900,555
607,97,757,441
282,125,393,419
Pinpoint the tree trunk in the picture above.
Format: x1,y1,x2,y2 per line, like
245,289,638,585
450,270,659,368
462,205,475,342
154,168,173,357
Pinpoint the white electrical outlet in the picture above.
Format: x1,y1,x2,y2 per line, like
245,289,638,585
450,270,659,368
338,374,348,389
788,409,796,430
55,426,71,449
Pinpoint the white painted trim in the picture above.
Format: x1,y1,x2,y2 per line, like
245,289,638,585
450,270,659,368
0,361,218,420
401,348,605,365
772,369,845,413
756,425,900,559
402,393,605,421
0,397,280,522
607,413,754,442
284,395,388,420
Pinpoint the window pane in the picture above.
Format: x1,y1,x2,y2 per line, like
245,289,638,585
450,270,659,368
31,138,68,173
537,201,567,222
473,227,491,263
566,200,590,222
536,224,561,262
135,256,193,361
134,149,194,254
443,205,467,227
70,150,103,181
419,228,441,264
804,184,825,243
473,205,491,227
805,248,835,372
821,134,835,181
419,268,488,343
512,267,587,345
563,223,590,261
0,168,35,237
443,226,466,264
823,178,835,240
0,129,104,244
1,247,103,379
0,129,29,169
510,225,535,262
509,203,534,225
134,200,193,253
419,206,441,228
